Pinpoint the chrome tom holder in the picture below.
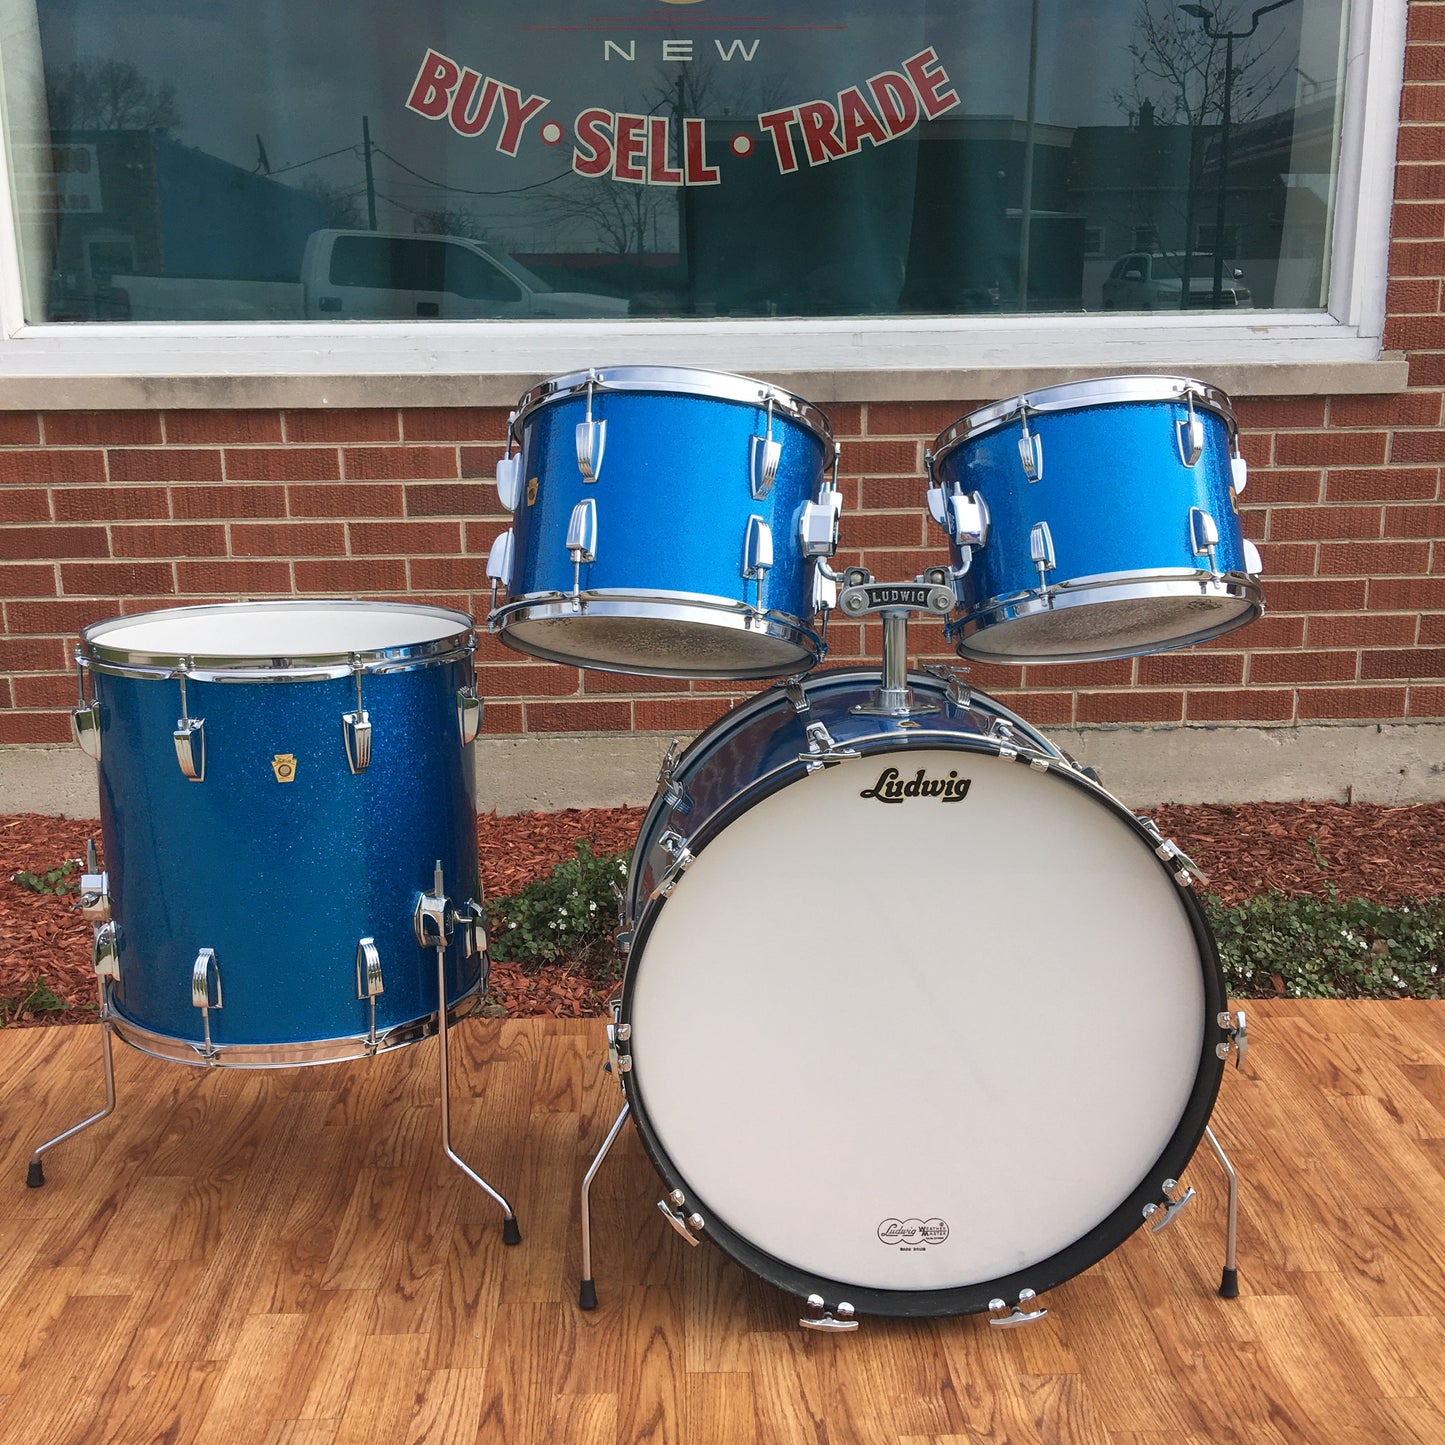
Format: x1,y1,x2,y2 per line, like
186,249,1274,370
837,566,957,718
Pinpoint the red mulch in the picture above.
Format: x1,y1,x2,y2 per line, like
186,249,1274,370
3,802,1443,1026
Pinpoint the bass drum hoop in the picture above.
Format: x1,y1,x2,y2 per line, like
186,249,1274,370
618,733,1226,1318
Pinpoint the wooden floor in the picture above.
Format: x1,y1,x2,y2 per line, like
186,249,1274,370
0,1001,1442,1444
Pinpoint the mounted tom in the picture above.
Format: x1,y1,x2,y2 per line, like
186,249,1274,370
486,365,842,679
926,375,1264,662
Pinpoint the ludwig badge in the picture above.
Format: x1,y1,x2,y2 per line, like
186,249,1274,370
271,753,298,783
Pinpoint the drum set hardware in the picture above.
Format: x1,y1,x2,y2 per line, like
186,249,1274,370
987,1291,1048,1329
801,1297,859,1333
836,566,956,718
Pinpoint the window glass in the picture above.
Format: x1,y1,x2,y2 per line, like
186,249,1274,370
10,0,1351,322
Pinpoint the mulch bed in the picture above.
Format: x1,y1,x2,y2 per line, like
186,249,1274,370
3,801,1444,1026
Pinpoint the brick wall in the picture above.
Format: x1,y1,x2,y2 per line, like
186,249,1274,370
2,10,1445,745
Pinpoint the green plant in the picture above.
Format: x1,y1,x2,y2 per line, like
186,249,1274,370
0,976,71,1025
487,842,632,981
1204,890,1445,1000
9,858,80,895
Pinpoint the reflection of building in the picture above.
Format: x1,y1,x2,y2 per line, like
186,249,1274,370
39,131,326,318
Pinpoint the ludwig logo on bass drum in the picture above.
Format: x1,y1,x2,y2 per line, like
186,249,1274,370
859,767,971,804
877,1217,950,1249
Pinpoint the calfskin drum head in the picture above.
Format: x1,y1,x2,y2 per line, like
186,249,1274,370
626,748,1209,1296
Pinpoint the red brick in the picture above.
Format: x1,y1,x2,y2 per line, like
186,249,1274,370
846,513,926,548
175,561,291,594
286,484,401,519
1186,689,1295,722
1243,469,1321,504
989,691,1074,725
479,702,523,734
1386,275,1442,309
0,637,67,670
866,401,975,437
1136,652,1246,686
1391,430,1445,464
164,410,283,445
0,564,58,598
1256,542,1317,577
1249,651,1357,684
1237,432,1271,468
406,483,492,516
1385,503,1445,536
1332,393,1444,428
1274,432,1387,468
350,521,462,554
1268,579,1369,611
460,445,508,479
463,521,508,554
1298,687,1410,720
109,448,223,483
1232,397,1327,429
472,629,516,664
11,673,75,708
232,522,345,556
43,411,161,446
1369,576,1445,609
860,476,932,510
1309,613,1420,648
1389,238,1445,275
0,415,40,445
284,410,400,444
527,700,632,732
1401,82,1445,123
0,450,105,486
1409,353,1445,388
1075,690,1184,724
343,445,458,481
170,484,288,521
407,557,488,591
225,448,341,482
1384,313,1445,350
0,712,70,744
1268,506,1381,542
53,486,171,521
852,548,944,578
1325,467,1438,502
0,525,108,560
61,561,174,595
634,697,732,732
1240,508,1267,542
1409,8,1445,42
111,524,227,559
403,408,510,443
1361,647,1445,680
1404,43,1445,80
6,599,118,632
1408,686,1445,716
1318,540,1431,574
838,440,920,476
0,488,51,522
293,558,407,593
1019,659,1133,688
1394,162,1445,200
583,667,689,694
476,663,581,697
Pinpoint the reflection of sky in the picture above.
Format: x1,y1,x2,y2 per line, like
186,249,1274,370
37,0,1332,243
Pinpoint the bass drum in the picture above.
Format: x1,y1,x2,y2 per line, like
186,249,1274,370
619,669,1227,1317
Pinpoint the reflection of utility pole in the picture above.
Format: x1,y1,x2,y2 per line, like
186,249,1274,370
362,115,377,231
1018,0,1041,311
1180,0,1298,305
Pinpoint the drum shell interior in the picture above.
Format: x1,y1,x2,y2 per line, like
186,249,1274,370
86,611,480,1061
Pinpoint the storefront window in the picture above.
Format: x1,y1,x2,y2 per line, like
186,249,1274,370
9,0,1351,323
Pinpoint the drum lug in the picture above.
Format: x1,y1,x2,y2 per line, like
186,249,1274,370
988,1290,1048,1328
1189,507,1221,575
566,499,599,609
485,529,516,618
1231,450,1249,495
1144,1178,1196,1233
72,700,103,761
190,948,223,1062
173,717,205,782
340,655,372,774
1017,407,1043,482
1177,390,1205,467
800,1296,858,1333
1136,815,1211,887
576,370,606,482
657,1192,705,1247
799,719,860,772
356,937,384,1053
78,838,111,922
648,829,694,900
92,920,121,982
750,393,781,500
1217,1009,1248,1068
654,739,692,816
784,676,811,716
495,452,524,512
1243,538,1263,575
923,664,971,709
456,686,483,746
1029,521,1056,594
742,516,773,616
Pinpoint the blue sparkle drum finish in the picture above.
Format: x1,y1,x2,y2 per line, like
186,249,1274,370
75,602,485,1067
928,376,1264,663
488,366,838,679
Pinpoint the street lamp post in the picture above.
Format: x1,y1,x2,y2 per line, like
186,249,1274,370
1180,0,1297,306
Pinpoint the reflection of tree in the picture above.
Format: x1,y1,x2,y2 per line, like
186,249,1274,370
1114,0,1289,298
299,176,365,230
46,59,180,132
543,176,669,265
410,206,496,243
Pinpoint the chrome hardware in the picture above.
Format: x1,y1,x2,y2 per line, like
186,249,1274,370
929,487,991,549
1189,507,1220,571
1177,390,1205,467
784,676,811,716
988,1290,1048,1328
1018,407,1043,481
579,1100,632,1309
657,1196,703,1247
811,564,839,613
495,452,524,512
1243,538,1263,575
800,1296,858,1333
173,668,205,782
923,664,971,708
72,658,102,760
1029,521,1056,590
609,880,631,955
1217,1009,1248,1067
1205,1125,1241,1299
456,686,483,745
576,370,606,482
1136,816,1211,887
413,864,452,948
341,655,371,774
655,739,692,816
798,475,843,557
92,920,121,981
1144,1178,1196,1233
78,838,110,922
988,715,1021,761
1231,450,1249,495
451,900,488,960
742,515,773,615
750,394,781,500
566,498,598,608
191,947,222,1061
649,829,694,900
486,528,516,613
356,936,383,1052
799,718,860,772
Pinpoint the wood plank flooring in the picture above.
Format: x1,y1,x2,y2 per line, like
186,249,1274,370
0,1000,1442,1444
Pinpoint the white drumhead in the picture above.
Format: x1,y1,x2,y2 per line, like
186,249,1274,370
85,601,469,661
628,748,1207,1292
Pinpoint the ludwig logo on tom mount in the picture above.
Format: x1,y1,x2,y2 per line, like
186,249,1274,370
859,767,971,804
877,1218,951,1248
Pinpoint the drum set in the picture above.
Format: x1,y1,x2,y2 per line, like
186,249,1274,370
31,367,1261,1334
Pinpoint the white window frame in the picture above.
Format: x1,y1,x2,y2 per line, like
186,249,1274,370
0,0,1407,406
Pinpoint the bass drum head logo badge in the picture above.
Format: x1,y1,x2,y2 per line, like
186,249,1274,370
859,767,972,804
877,1217,950,1247
271,753,297,783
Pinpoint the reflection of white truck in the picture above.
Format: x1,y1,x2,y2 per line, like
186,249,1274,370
110,229,630,321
